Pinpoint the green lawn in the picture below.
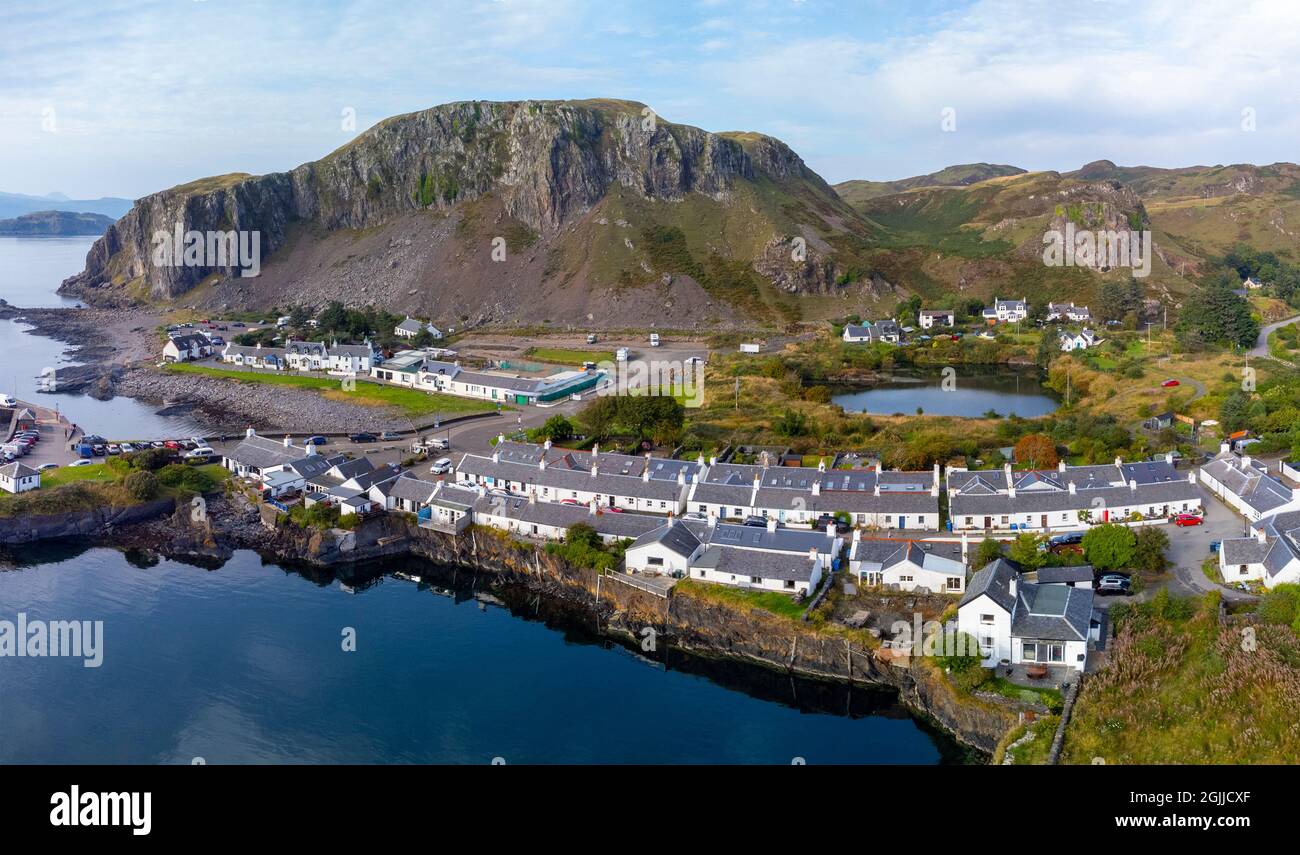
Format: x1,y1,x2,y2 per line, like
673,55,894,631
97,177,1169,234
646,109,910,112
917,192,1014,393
524,347,616,366
162,364,498,417
675,578,808,620
40,463,117,487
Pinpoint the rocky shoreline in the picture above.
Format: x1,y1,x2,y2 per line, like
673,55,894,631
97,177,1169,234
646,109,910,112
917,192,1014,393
71,493,1013,757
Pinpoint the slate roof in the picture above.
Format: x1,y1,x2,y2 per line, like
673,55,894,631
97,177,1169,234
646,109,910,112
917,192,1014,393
690,545,818,582
1011,582,1092,642
0,462,38,479
1220,537,1272,565
224,434,310,470
1036,565,1095,584
1201,454,1296,515
959,558,1021,610
385,474,442,504
843,324,872,338
396,317,422,333
690,521,838,556
475,494,663,539
950,480,1198,516
629,520,702,558
457,454,686,502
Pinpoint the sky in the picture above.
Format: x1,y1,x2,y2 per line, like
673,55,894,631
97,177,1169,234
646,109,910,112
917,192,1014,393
2,0,1299,200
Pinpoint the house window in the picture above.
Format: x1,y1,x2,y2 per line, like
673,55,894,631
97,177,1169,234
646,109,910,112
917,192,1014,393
698,505,707,513
1001,516,1009,525
1021,641,1037,661
947,577,961,590
964,517,972,525
1239,565,1249,575
980,614,995,624
900,575,913,583
784,580,795,590
884,516,892,525
648,557,664,566
980,636,994,649
751,576,762,584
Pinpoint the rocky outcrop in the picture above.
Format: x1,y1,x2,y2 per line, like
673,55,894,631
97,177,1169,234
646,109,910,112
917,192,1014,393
0,498,176,544
61,99,856,307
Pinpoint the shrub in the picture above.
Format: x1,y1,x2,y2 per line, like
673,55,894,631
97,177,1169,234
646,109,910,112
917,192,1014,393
1082,523,1136,571
122,470,159,501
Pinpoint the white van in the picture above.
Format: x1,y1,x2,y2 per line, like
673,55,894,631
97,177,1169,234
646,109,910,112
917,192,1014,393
649,333,661,347
184,447,215,461
615,347,629,362
0,394,17,407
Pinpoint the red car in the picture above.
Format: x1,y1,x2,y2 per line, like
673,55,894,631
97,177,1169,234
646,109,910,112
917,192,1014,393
1161,379,1180,388
604,506,623,513
1174,513,1202,527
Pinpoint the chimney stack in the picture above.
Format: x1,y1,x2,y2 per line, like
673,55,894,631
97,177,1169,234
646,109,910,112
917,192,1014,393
875,459,883,474
961,531,969,564
1129,479,1137,492
1058,459,1066,473
543,438,552,451
592,443,599,458
283,435,292,448
1165,452,1174,465
1220,441,1231,456
1242,455,1252,470
245,427,255,438
767,517,777,533
1009,576,1018,598
1257,527,1268,544
709,456,717,466
1068,481,1076,494
590,463,598,478
1004,462,1013,487
826,521,836,537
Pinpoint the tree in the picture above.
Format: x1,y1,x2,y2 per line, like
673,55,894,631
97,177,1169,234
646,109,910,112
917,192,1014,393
1175,275,1259,350
536,415,574,441
1007,532,1047,568
1132,526,1170,574
123,470,159,501
1013,433,1059,469
1082,523,1137,571
975,537,1004,567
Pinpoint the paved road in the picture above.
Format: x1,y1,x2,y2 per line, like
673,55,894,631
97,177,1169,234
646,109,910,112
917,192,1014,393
1160,487,1257,602
1249,313,1300,359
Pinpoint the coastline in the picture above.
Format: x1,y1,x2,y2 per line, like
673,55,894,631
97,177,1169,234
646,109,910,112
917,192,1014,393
12,492,1014,758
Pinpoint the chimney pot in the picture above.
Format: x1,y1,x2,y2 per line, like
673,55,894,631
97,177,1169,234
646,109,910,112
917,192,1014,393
767,517,777,533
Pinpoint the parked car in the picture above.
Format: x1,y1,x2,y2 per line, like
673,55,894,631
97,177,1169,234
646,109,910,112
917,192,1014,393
1161,378,1180,388
106,444,121,455
119,442,136,453
681,511,709,521
586,333,598,344
428,457,453,475
164,440,181,450
349,432,377,443
814,513,850,534
37,462,58,471
151,440,166,448
380,431,401,441
184,447,215,462
69,459,96,468
1174,513,1203,527
305,435,328,446
429,437,450,450
558,498,582,506
92,444,106,456
1049,532,1084,547
75,443,95,458
604,506,623,513
0,394,16,407
742,515,768,527
1096,574,1132,596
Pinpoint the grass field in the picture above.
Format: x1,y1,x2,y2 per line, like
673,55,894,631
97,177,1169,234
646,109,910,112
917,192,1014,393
675,578,808,620
162,364,498,417
40,463,117,487
524,347,616,366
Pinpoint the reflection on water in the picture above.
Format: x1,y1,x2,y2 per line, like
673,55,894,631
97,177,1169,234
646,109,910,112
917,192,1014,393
0,544,975,764
833,367,1059,418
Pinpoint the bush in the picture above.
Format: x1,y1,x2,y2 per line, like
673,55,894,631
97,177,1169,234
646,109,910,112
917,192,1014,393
1082,523,1137,571
123,470,159,501
156,463,215,493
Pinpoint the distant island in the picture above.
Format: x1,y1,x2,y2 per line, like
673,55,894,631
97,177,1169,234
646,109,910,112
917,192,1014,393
0,210,115,236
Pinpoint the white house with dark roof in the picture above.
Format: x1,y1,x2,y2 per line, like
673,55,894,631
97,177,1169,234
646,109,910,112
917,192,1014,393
947,456,1201,532
957,559,1100,672
1046,302,1091,323
919,309,954,329
395,317,442,339
624,520,705,576
849,533,967,593
222,429,317,479
1219,510,1300,588
0,462,40,493
163,332,214,363
982,297,1028,323
1199,446,1300,522
221,343,288,369
1059,328,1099,352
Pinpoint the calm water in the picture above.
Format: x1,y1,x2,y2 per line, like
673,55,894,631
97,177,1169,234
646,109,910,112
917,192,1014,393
0,546,968,764
833,367,1059,418
0,236,211,439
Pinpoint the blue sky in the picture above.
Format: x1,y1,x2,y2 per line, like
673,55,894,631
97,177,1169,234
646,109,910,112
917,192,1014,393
2,0,1299,199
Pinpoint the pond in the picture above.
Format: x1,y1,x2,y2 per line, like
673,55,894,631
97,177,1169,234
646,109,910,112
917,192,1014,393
832,366,1059,418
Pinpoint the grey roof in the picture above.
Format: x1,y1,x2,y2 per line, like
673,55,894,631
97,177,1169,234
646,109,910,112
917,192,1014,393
284,340,327,356
950,479,1198,516
0,462,38,479
396,317,422,333
959,558,1021,610
224,434,309,470
697,522,837,555
473,494,663,539
629,520,702,558
851,538,965,572
690,544,818,582
1011,582,1093,642
1036,565,1095,584
386,474,442,504
1220,537,1272,565
1201,454,1295,514
328,343,373,358
458,454,686,502
1228,509,1300,577
844,324,872,338
168,333,211,350
284,454,339,480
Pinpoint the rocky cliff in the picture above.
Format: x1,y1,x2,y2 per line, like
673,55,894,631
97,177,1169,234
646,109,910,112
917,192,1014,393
61,99,882,327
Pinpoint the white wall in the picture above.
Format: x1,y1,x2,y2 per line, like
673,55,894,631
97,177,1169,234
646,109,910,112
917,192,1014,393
957,595,1011,667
